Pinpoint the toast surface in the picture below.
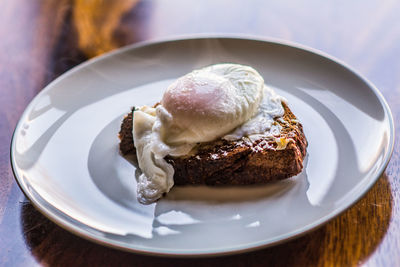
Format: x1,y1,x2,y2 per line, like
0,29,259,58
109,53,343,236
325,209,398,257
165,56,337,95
119,102,307,185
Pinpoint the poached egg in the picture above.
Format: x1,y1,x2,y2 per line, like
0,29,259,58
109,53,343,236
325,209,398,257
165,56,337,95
132,63,285,204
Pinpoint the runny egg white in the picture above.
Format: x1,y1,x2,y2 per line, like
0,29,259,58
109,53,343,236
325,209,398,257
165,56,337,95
132,63,285,204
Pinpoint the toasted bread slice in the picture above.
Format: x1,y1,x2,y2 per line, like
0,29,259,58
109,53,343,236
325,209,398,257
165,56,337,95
119,102,307,185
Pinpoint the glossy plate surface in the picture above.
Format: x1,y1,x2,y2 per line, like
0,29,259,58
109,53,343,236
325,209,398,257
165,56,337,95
11,37,394,256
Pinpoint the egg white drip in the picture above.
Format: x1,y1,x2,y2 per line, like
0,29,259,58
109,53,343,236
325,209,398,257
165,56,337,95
132,85,285,204
133,106,195,204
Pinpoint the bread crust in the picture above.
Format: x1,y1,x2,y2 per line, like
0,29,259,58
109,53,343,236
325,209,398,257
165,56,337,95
119,102,307,185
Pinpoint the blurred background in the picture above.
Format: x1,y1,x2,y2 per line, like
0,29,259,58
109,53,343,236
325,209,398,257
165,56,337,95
1,0,399,95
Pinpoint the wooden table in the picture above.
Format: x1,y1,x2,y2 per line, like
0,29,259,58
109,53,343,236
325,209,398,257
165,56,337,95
1,1,399,266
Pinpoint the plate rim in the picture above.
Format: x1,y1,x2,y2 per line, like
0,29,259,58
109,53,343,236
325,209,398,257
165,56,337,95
10,34,395,257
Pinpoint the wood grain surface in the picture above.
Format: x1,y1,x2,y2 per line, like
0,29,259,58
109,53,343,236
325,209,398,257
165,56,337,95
1,0,400,266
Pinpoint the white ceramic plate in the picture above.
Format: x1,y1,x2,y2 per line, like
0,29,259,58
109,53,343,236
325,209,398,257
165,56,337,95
11,37,394,257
